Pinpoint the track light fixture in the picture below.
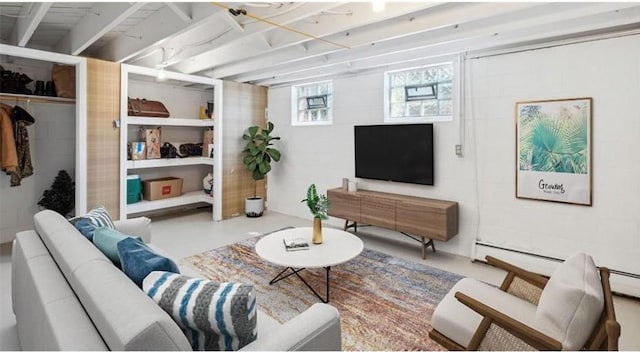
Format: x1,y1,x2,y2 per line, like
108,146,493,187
228,8,247,16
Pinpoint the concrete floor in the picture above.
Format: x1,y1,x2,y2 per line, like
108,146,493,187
1,208,639,350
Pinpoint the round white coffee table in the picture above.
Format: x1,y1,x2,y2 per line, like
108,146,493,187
255,227,364,303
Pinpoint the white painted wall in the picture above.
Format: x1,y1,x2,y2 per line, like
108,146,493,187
0,103,76,243
267,34,640,293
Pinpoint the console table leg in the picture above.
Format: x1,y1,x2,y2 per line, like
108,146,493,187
420,237,437,259
344,220,358,232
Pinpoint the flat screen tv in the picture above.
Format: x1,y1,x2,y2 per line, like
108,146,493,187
354,123,434,185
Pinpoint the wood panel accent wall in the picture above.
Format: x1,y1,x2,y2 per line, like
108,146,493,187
222,81,267,219
86,58,120,219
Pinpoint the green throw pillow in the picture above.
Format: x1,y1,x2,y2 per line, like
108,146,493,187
144,271,257,351
93,227,142,265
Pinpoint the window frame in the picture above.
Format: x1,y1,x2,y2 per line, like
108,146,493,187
383,61,457,124
291,80,333,126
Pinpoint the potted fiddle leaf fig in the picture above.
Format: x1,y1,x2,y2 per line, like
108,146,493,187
242,121,281,217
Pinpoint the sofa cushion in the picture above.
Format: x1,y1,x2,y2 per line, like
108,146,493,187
32,210,191,350
534,253,604,350
144,271,258,351
431,277,538,348
69,206,116,241
93,227,142,265
118,238,179,287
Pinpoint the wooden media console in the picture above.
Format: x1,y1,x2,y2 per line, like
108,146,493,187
327,188,458,259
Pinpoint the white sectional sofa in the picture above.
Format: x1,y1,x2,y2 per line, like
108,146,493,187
12,210,342,350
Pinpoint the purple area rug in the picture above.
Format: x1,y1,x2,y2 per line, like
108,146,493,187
181,230,463,350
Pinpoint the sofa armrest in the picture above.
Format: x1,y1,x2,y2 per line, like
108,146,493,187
113,217,151,243
240,303,341,351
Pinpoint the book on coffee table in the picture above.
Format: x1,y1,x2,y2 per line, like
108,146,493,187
283,237,310,251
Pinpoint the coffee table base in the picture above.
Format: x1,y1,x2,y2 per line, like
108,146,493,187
269,266,331,303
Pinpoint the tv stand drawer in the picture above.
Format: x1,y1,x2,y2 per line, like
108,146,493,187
361,197,395,229
327,189,360,222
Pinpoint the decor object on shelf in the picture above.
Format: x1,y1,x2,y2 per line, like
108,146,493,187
127,97,170,117
203,172,213,195
203,128,213,156
45,81,56,97
37,169,75,217
142,177,183,201
302,184,329,244
206,100,214,118
51,64,75,98
178,142,202,157
143,128,161,159
127,175,142,204
241,121,282,217
129,142,146,160
34,80,45,96
159,142,177,158
0,68,33,94
516,97,592,205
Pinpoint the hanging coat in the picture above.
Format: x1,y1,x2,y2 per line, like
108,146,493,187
10,105,34,187
0,103,18,175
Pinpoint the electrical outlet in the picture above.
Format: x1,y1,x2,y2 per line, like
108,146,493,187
455,144,463,156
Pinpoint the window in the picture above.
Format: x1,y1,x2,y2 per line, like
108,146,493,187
291,80,333,126
384,62,455,123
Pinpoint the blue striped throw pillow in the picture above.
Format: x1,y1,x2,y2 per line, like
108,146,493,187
69,206,116,240
143,271,257,351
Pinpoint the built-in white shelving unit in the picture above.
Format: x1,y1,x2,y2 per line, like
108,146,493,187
119,64,223,221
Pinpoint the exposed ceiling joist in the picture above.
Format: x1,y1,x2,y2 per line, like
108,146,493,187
11,2,52,47
55,2,146,55
132,2,343,69
221,11,245,33
165,2,192,23
231,2,640,84
209,2,541,80
95,3,221,63
257,5,640,86
170,2,444,74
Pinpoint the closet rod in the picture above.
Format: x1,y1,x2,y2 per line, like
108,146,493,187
0,93,75,105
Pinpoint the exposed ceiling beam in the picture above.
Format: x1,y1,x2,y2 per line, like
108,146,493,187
225,2,638,83
165,2,192,23
132,2,343,69
55,2,146,55
208,2,540,80
221,11,245,33
256,5,640,86
95,3,222,63
11,2,52,47
170,2,443,74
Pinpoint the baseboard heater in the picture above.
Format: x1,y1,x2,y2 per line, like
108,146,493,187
474,241,640,299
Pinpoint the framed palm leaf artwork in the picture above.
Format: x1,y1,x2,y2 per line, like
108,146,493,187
516,97,592,205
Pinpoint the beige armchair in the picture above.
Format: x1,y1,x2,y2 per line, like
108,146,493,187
429,253,620,350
